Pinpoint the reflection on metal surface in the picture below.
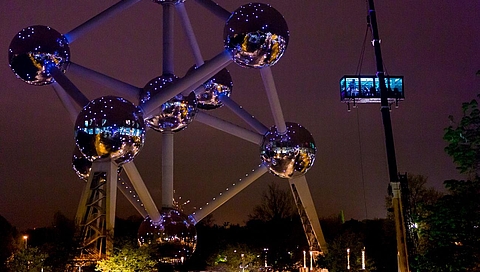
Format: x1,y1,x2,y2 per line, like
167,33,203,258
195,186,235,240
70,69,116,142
188,64,233,110
261,122,316,178
138,207,197,264
140,74,197,132
72,146,92,181
9,25,70,86
74,96,145,165
224,3,288,68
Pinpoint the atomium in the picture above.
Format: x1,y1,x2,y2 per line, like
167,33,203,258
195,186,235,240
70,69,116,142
9,0,325,265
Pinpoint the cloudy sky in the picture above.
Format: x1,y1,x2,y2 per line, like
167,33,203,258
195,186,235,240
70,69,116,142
0,0,478,230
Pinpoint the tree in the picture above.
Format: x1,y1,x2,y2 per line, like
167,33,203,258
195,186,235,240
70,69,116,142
415,179,480,271
206,243,261,272
0,215,18,271
444,94,480,178
95,243,156,272
248,182,295,222
5,247,50,272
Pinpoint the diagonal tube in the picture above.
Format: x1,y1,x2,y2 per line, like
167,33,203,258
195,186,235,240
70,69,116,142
50,66,90,107
141,49,232,117
123,162,162,223
260,67,287,134
191,164,268,223
68,62,141,99
193,0,231,21
117,177,148,218
51,83,81,123
195,111,263,145
176,3,204,67
219,95,269,135
64,0,142,43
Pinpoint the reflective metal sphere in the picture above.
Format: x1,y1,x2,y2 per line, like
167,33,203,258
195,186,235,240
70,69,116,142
187,65,233,110
72,146,92,181
138,208,197,263
261,122,316,178
224,3,289,68
74,96,146,166
140,74,197,132
8,25,70,86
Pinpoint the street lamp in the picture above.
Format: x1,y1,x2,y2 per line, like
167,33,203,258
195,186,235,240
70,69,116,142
23,235,28,249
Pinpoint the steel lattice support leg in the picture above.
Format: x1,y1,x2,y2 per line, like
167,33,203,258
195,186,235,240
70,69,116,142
75,160,118,261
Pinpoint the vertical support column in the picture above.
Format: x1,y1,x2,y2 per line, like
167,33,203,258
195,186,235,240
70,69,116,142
162,130,174,208
163,3,175,75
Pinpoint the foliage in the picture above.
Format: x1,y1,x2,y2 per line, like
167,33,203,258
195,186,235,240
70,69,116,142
321,219,392,272
95,242,156,272
0,215,18,271
444,94,480,177
248,182,295,222
5,247,50,272
414,179,480,272
206,243,261,272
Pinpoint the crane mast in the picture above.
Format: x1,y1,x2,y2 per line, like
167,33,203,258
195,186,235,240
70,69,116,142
367,0,410,271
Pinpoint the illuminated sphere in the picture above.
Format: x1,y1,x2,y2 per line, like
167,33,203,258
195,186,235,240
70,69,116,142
8,25,70,86
187,65,233,110
72,146,92,181
138,208,197,263
261,122,316,179
140,74,197,132
224,3,289,68
74,96,146,166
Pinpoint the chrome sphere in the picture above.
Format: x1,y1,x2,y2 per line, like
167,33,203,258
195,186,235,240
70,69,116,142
187,65,233,110
138,217,164,246
8,25,70,86
140,74,197,132
138,208,197,263
261,122,316,178
224,3,289,68
74,96,146,166
72,146,91,181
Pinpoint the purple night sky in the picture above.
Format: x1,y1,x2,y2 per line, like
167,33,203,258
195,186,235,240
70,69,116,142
0,0,478,231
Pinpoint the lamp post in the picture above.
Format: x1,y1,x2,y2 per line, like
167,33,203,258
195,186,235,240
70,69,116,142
347,248,350,270
23,235,28,249
310,251,313,271
303,250,307,269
